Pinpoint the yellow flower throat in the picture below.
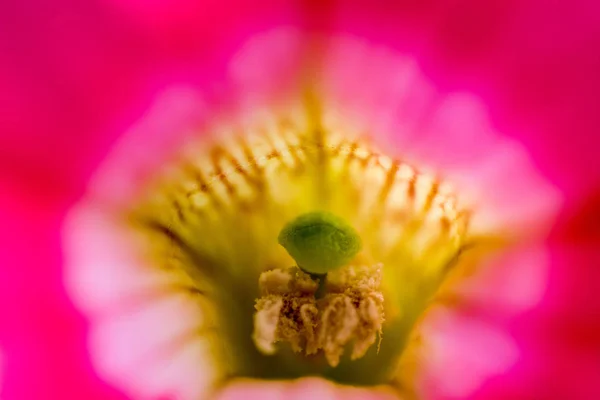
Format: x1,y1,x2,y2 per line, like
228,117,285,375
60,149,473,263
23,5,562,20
124,105,471,387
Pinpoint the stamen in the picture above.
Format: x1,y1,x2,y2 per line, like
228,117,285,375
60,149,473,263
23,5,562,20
252,267,319,355
252,264,385,367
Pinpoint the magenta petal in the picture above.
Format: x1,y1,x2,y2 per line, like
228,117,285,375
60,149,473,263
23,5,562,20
0,0,299,201
0,0,156,197
466,242,600,400
331,0,600,198
0,183,128,400
315,34,560,238
417,307,519,399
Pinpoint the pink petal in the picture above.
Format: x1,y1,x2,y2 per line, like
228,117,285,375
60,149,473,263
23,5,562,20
0,348,4,395
416,307,519,399
0,184,128,399
332,0,600,199
449,247,549,317
0,0,298,200
59,30,311,398
468,242,600,400
216,378,398,400
314,34,560,238
0,0,155,196
63,203,218,400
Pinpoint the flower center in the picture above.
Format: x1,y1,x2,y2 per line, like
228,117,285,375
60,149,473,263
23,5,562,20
126,107,470,387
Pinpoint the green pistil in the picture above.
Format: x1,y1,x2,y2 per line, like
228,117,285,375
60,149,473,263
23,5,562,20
278,211,362,275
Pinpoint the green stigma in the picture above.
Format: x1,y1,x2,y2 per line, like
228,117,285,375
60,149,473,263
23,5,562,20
277,211,362,274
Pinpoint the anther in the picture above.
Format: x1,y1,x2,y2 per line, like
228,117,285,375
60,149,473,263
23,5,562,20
252,264,385,367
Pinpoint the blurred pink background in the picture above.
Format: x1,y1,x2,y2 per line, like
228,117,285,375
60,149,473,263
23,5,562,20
1,0,600,399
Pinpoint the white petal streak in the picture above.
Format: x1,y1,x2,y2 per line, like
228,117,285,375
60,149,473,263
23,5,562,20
216,378,398,400
63,205,179,313
63,205,218,400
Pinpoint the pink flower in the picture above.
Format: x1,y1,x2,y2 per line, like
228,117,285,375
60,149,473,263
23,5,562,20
1,1,600,400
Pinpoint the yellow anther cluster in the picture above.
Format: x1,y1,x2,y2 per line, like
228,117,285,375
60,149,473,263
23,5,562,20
253,264,384,367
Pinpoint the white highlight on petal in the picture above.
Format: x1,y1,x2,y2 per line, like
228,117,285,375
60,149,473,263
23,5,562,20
419,308,519,399
216,378,398,400
64,206,177,313
63,205,218,400
458,247,549,314
456,136,562,237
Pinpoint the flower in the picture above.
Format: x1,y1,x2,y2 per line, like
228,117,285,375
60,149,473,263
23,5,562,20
1,1,600,400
